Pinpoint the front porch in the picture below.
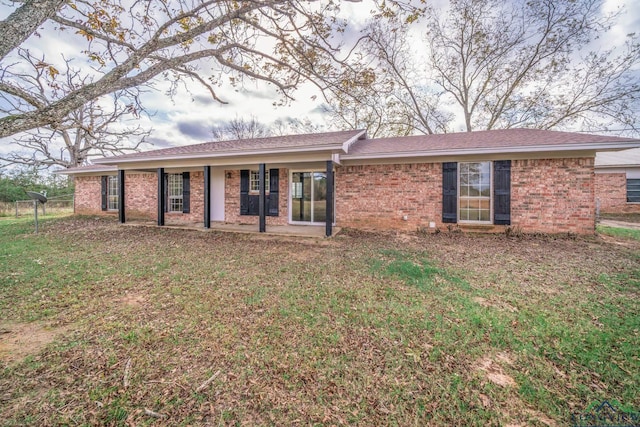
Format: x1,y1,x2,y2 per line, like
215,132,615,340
121,220,340,238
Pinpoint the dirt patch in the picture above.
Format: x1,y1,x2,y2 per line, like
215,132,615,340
120,292,146,307
472,296,518,312
475,352,517,387
0,322,68,363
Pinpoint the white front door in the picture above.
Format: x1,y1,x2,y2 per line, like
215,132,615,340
211,168,225,221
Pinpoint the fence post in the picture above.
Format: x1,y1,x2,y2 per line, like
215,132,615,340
15,201,18,218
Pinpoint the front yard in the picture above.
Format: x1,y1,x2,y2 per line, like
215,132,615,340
1,216,639,425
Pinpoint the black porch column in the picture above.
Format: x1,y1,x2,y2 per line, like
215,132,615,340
157,168,165,226
118,169,125,224
203,166,211,228
326,160,334,237
259,163,266,232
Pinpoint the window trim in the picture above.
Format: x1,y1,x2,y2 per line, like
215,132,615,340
167,173,183,213
458,161,493,224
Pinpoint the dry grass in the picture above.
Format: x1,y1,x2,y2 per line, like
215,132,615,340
0,216,638,426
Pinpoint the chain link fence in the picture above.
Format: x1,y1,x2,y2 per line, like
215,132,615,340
0,194,74,218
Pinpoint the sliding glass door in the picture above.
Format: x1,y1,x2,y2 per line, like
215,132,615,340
291,171,331,224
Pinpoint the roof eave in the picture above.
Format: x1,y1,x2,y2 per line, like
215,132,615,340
342,142,640,161
54,166,118,175
94,144,349,165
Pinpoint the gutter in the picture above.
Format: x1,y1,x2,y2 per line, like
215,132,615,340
94,143,352,165
341,142,640,161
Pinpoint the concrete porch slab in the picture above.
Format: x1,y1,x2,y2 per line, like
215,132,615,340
121,220,340,238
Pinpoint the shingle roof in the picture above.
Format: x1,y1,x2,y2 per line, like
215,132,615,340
96,129,366,163
347,128,638,156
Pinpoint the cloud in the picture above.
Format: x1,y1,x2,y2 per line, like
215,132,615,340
177,121,211,139
147,137,175,149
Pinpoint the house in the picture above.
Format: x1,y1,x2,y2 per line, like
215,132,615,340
59,128,640,236
595,147,640,214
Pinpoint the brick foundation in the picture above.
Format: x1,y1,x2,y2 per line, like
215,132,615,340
595,172,640,213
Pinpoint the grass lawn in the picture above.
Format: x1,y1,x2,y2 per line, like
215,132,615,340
1,216,639,425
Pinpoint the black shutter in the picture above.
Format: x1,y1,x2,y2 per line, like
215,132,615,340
240,170,249,215
268,169,279,216
182,172,190,214
164,173,169,213
442,162,457,223
493,160,511,225
101,176,108,211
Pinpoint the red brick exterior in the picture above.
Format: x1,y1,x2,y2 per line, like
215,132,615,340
224,169,289,226
595,172,640,213
73,171,204,224
74,175,110,215
510,158,594,234
335,163,442,231
164,171,205,225
124,173,156,221
336,158,596,234
73,158,598,234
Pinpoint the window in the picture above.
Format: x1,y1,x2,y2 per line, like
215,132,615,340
628,179,640,203
459,162,491,222
168,173,183,212
107,176,118,210
250,169,270,193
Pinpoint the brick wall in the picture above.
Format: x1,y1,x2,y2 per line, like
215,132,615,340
124,173,156,221
225,169,289,225
74,171,206,223
511,158,595,234
74,159,598,233
336,163,442,231
165,170,204,225
595,172,640,213
74,176,108,215
336,159,596,234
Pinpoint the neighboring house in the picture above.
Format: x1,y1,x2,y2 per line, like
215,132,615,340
594,147,640,213
59,128,640,236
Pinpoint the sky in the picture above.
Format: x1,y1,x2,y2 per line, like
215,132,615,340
0,0,639,166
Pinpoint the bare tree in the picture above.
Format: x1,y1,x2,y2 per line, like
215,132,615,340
211,115,330,140
326,0,640,135
0,49,150,168
427,0,640,132
271,117,327,136
0,0,423,140
324,18,451,137
211,115,271,141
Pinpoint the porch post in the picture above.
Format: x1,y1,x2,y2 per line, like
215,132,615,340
118,169,125,224
203,166,211,228
326,160,334,237
259,163,266,232
157,168,165,226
